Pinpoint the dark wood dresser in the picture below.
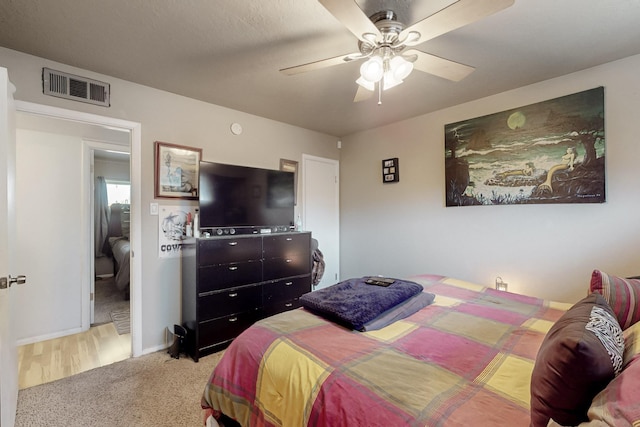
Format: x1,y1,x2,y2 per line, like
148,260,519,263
181,231,311,361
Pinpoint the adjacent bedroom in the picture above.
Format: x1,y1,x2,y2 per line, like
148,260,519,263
93,153,131,336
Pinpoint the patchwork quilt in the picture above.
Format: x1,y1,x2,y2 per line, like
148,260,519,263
202,274,570,427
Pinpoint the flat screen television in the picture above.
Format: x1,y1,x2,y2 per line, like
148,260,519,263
199,161,295,231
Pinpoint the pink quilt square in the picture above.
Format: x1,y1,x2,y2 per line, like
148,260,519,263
427,283,480,301
395,328,497,379
446,388,530,426
309,371,414,426
211,326,280,400
290,324,379,365
503,329,545,360
456,302,528,326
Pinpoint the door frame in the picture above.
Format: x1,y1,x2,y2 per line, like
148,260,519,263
86,141,130,325
301,154,340,288
14,101,143,357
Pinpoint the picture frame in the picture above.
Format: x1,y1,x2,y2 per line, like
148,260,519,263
154,141,202,200
382,157,399,183
279,158,298,205
444,87,605,206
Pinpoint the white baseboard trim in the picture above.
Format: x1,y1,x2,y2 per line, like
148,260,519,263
140,343,169,356
17,326,85,346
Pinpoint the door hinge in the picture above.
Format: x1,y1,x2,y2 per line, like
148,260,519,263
0,275,26,289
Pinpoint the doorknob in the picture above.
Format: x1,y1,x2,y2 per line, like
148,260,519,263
0,275,27,289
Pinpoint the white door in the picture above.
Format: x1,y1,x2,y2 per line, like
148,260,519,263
301,155,339,289
0,68,19,427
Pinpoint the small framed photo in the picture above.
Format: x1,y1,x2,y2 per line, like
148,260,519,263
382,157,399,183
154,141,202,199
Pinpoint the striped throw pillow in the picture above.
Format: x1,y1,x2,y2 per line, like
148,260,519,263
590,270,640,330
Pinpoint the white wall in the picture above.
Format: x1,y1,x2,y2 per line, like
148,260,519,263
340,54,640,304
15,129,84,339
95,157,130,182
1,46,340,353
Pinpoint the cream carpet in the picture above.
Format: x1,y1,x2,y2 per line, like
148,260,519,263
15,349,224,427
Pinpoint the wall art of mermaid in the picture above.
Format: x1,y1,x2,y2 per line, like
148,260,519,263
445,87,605,206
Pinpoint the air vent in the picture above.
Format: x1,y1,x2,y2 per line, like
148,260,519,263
42,67,110,107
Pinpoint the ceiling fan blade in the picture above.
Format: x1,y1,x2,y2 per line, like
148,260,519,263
399,0,514,45
319,0,382,42
353,85,374,102
406,49,474,81
280,53,360,75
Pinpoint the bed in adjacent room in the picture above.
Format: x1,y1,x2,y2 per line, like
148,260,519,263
106,203,130,298
201,272,640,427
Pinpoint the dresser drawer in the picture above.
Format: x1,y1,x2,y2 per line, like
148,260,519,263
263,253,311,281
263,233,310,259
199,284,262,320
198,310,259,349
263,276,310,304
262,298,302,318
198,260,262,293
198,237,262,265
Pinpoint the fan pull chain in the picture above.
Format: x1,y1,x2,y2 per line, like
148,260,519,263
378,82,382,105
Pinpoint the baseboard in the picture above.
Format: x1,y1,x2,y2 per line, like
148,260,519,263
17,326,85,346
140,342,169,356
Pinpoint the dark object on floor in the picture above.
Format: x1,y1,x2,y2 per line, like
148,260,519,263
218,414,241,427
168,324,187,359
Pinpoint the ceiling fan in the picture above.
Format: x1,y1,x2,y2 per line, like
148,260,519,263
280,0,514,103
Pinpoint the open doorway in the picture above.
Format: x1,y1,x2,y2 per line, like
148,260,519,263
92,150,131,338
13,102,142,388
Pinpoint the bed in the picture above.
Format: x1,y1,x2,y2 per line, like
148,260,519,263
201,272,640,427
109,236,130,295
106,203,130,298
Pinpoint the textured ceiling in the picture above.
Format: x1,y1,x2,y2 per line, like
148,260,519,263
1,0,640,137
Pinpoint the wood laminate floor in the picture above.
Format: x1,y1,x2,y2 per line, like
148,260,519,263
17,323,131,389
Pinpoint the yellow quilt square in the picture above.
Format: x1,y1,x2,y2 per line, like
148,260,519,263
548,300,573,311
481,354,534,407
348,348,462,416
523,318,555,334
363,320,416,342
257,340,330,426
433,295,463,307
435,311,511,346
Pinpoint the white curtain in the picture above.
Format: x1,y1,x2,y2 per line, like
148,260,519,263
95,176,110,257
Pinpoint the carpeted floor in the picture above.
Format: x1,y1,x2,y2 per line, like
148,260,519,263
94,276,130,326
15,349,225,427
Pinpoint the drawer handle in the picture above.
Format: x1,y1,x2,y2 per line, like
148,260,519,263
228,266,238,271
285,259,292,263
286,237,293,241
285,281,293,286
228,293,238,298
228,241,238,246
285,303,293,307
228,317,238,322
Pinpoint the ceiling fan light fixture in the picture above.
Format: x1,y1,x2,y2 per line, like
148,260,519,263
390,55,413,81
360,56,384,82
356,76,375,91
402,31,421,46
382,72,403,91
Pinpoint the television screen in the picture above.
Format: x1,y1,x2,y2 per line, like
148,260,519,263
199,161,295,230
